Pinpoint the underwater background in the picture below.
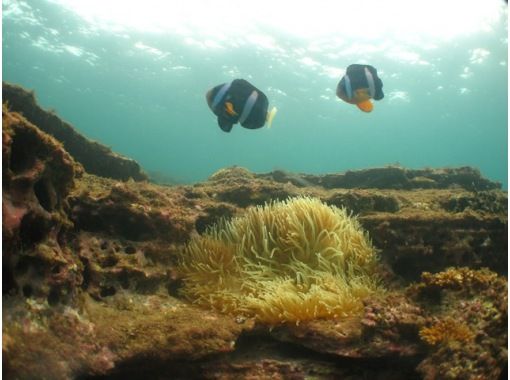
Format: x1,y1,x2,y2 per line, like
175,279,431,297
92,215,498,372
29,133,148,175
2,0,508,188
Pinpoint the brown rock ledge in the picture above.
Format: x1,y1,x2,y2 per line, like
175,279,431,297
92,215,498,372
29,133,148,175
3,82,147,181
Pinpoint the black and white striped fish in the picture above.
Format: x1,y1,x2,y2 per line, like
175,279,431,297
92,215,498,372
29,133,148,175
336,64,384,113
206,79,277,132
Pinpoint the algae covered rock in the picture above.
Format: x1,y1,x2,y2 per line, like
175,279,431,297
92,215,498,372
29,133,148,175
3,82,147,181
3,104,82,304
261,166,502,191
410,267,507,380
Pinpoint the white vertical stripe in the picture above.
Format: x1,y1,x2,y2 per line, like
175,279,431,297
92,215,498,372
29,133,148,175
239,90,259,124
212,82,231,109
344,75,353,99
365,67,376,98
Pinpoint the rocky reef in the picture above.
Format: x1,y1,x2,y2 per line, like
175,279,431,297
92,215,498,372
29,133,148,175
3,82,147,182
2,100,507,379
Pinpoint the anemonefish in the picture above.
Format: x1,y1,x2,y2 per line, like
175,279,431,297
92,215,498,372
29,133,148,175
206,79,277,132
336,64,384,112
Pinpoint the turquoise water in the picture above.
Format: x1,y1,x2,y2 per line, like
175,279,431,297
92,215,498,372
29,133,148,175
3,0,508,187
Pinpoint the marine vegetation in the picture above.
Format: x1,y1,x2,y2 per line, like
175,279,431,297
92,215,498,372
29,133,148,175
419,267,498,291
177,196,381,325
419,317,474,346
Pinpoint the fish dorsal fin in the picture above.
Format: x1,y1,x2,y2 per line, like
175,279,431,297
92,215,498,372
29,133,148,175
356,100,373,112
266,106,278,128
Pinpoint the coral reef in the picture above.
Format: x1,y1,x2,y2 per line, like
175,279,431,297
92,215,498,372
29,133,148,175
2,95,507,379
178,197,380,325
410,268,507,380
3,82,147,181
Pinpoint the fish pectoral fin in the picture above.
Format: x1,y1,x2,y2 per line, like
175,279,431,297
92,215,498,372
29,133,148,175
225,102,238,116
356,100,373,113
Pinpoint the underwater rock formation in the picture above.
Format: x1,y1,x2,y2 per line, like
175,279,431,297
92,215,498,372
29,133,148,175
410,268,507,379
3,82,147,181
260,166,502,191
3,104,81,304
2,97,507,379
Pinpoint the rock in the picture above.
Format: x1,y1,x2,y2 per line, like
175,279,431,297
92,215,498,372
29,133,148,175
69,174,196,243
259,166,501,191
3,82,147,181
327,189,401,214
2,293,247,380
361,210,507,280
410,268,507,380
3,104,81,304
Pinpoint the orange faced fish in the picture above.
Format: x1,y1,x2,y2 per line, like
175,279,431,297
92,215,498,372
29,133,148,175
206,79,277,132
336,64,384,112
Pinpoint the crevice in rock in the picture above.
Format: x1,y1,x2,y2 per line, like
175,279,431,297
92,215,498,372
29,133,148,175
9,127,37,174
19,212,49,248
47,287,61,306
34,177,56,212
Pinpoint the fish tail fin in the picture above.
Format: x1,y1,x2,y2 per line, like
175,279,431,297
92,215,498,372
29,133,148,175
356,100,373,113
266,107,278,128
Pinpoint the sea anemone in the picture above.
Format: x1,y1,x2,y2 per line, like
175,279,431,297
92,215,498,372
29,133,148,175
177,197,381,325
